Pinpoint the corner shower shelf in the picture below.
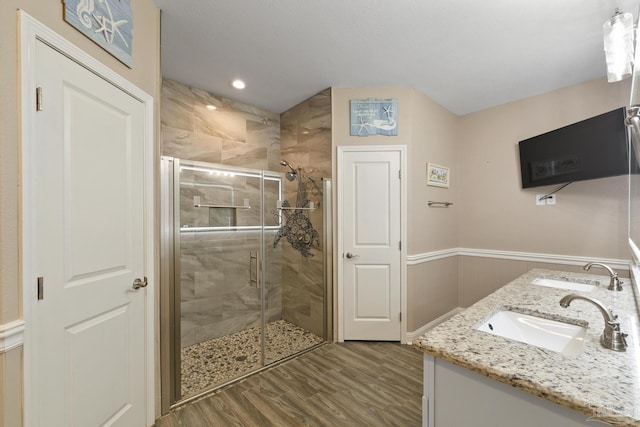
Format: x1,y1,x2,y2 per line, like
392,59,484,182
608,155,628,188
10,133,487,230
277,200,315,211
277,206,315,211
194,204,251,209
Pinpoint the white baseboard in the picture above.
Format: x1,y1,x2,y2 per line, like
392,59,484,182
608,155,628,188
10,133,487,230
405,307,465,344
0,320,25,353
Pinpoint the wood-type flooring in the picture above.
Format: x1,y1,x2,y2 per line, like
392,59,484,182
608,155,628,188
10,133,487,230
154,341,423,427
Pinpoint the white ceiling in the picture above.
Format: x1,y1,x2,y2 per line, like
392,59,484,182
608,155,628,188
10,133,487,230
152,0,639,115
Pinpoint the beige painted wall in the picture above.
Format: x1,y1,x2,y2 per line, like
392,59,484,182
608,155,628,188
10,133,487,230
458,78,632,260
407,257,459,331
332,87,460,334
0,2,160,425
409,91,459,253
458,256,630,308
406,91,459,331
334,79,634,332
0,348,23,427
332,87,459,252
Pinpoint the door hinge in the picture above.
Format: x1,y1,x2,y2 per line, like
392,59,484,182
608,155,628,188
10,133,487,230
398,169,401,179
37,277,44,300
400,312,402,322
399,241,402,250
36,87,43,111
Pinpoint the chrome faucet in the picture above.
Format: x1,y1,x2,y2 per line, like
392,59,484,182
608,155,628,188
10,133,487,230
583,262,623,291
559,293,628,351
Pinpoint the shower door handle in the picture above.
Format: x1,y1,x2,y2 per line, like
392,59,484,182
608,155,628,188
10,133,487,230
249,251,261,288
256,251,261,289
249,251,257,287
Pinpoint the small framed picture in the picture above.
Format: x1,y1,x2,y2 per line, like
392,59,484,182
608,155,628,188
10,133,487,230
427,163,449,188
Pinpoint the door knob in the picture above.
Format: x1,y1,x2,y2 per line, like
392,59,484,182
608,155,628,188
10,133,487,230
345,252,359,259
132,277,148,290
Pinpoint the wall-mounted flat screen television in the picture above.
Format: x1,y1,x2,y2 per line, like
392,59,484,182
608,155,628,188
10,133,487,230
518,108,628,189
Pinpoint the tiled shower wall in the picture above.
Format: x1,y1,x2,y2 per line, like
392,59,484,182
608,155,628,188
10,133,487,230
162,79,283,347
280,89,332,337
162,78,281,170
162,79,332,346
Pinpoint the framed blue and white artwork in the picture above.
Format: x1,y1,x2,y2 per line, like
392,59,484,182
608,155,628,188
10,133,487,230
350,98,398,136
63,0,133,67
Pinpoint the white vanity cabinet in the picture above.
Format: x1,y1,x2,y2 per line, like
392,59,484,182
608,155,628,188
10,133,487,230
422,355,605,427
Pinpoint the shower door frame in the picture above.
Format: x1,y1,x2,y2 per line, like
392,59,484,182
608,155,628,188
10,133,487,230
160,158,331,413
162,158,332,412
160,157,181,408
163,158,275,407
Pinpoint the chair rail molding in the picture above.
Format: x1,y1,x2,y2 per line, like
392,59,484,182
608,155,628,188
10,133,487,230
0,320,25,353
407,247,630,271
406,248,458,265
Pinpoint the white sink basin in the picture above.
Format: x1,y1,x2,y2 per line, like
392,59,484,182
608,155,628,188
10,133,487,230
475,310,587,356
531,277,596,292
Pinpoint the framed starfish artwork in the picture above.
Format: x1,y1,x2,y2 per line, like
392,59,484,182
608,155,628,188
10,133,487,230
349,98,398,136
63,0,133,67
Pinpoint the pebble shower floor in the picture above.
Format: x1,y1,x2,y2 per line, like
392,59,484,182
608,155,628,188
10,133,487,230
181,320,323,397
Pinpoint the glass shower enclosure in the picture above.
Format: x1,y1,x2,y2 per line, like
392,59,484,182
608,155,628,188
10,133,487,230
160,157,329,406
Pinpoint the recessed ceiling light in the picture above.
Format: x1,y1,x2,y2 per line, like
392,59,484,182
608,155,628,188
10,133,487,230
231,79,246,90
206,104,217,110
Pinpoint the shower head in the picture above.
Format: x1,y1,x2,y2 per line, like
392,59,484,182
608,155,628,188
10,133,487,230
280,160,298,180
280,159,295,171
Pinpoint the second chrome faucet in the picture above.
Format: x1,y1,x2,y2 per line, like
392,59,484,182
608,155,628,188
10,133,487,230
583,262,623,291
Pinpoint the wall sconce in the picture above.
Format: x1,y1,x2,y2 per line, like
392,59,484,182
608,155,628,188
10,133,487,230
603,9,634,82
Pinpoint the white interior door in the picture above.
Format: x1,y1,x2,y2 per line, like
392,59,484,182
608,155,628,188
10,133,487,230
30,39,148,426
340,149,402,340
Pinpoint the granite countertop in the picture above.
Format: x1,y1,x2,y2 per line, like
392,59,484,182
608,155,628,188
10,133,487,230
413,268,640,426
